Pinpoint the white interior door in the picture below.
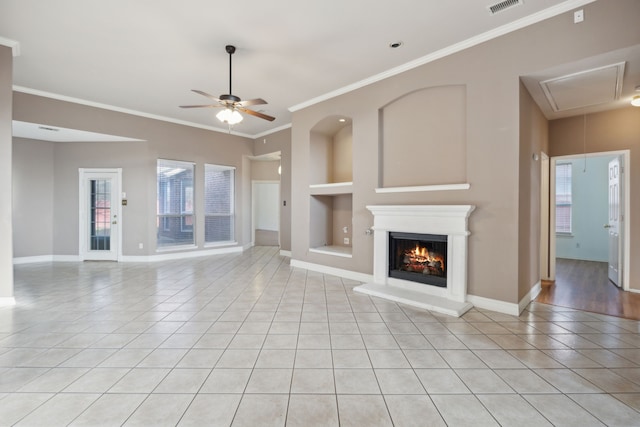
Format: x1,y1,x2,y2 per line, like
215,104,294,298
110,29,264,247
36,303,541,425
607,157,622,287
79,169,122,261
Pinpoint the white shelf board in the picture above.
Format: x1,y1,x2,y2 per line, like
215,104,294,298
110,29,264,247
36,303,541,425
309,182,353,195
309,245,353,258
375,183,470,193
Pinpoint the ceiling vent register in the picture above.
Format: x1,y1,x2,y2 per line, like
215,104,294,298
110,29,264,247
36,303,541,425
487,0,523,15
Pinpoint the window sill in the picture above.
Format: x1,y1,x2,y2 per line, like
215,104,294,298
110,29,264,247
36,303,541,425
156,244,197,252
204,241,238,248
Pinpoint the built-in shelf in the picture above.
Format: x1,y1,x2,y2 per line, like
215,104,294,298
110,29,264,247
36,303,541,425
309,182,353,195
309,245,353,258
375,183,470,193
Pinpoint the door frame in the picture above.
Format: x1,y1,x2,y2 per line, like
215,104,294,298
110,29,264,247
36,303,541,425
251,180,281,246
548,150,630,291
78,168,123,261
540,152,550,280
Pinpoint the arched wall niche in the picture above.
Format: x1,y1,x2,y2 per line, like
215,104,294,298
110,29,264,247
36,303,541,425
309,115,353,185
379,85,467,188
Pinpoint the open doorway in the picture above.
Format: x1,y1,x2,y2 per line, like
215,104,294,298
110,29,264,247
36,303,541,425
537,150,637,318
250,152,281,247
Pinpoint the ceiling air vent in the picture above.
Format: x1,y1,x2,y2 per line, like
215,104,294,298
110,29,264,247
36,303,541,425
488,0,523,15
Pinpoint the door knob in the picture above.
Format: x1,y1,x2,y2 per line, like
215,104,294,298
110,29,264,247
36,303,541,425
112,220,117,225
603,224,612,229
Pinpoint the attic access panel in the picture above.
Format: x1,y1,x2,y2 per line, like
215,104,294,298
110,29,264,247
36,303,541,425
540,62,625,112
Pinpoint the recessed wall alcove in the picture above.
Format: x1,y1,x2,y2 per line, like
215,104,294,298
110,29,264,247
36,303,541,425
379,85,467,189
308,115,354,257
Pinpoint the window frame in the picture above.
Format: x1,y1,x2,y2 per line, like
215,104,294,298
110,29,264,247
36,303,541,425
555,162,573,235
204,163,236,245
156,159,196,248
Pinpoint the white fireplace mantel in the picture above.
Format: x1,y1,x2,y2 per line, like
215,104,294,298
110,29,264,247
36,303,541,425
354,205,475,317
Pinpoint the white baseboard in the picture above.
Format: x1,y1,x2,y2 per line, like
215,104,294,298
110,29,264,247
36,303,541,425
279,250,292,257
519,281,542,314
290,259,372,283
13,255,53,265
15,246,244,264
466,294,520,316
122,246,243,262
0,297,16,307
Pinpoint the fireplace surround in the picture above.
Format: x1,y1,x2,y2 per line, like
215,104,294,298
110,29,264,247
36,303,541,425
354,205,475,317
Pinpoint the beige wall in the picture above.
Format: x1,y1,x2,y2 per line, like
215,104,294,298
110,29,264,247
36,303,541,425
251,160,280,181
12,92,254,257
291,0,640,305
0,45,13,299
549,107,640,292
518,82,549,301
253,128,291,252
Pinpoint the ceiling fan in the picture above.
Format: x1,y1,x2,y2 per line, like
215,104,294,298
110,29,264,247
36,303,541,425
180,45,275,125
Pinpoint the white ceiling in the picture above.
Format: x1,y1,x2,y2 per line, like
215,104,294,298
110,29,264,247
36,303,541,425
2,0,635,138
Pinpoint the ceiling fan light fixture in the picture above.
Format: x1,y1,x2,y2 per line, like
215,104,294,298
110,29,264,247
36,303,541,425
217,108,243,125
631,95,640,107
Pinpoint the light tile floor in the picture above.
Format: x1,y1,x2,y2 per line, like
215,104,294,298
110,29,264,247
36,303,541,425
2,246,640,426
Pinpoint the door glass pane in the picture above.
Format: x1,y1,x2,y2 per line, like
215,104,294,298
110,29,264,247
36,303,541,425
90,179,111,251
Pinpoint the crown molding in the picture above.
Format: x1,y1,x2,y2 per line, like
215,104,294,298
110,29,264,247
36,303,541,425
289,0,597,112
13,85,258,138
0,36,20,56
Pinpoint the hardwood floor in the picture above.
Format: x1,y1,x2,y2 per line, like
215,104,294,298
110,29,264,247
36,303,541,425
536,258,640,320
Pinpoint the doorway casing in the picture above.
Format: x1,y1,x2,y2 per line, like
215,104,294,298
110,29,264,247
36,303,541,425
545,150,630,291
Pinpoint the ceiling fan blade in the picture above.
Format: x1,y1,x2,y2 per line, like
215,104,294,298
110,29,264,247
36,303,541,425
237,98,267,107
238,107,276,122
191,89,222,102
179,104,223,108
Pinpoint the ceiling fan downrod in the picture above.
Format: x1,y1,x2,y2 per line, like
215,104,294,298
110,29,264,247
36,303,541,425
222,45,240,103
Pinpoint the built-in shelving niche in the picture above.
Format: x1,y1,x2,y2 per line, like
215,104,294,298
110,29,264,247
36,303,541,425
309,115,353,257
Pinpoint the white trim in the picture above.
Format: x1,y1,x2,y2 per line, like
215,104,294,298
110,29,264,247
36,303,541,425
354,283,472,317
253,123,292,139
309,182,353,189
289,0,597,112
279,250,292,257
123,246,242,262
519,281,542,314
13,255,53,265
0,37,20,56
52,255,81,262
308,248,353,258
79,168,123,262
549,150,631,291
375,183,470,193
0,297,17,307
629,288,640,294
466,294,520,316
290,259,373,283
12,86,257,139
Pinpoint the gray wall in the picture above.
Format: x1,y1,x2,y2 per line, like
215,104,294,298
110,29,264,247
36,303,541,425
12,138,54,257
12,92,254,257
0,45,13,299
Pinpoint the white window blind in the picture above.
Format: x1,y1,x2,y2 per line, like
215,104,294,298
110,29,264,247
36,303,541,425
157,159,195,247
555,163,572,233
205,164,235,243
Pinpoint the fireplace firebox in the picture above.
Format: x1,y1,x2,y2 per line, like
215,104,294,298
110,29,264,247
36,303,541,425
389,232,447,287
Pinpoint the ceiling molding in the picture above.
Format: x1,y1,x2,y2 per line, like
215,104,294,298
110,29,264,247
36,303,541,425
0,36,20,56
12,85,258,139
289,0,597,112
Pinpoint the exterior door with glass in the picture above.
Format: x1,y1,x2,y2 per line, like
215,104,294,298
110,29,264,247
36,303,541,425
79,169,121,261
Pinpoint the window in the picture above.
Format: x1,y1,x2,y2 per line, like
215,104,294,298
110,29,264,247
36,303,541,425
157,159,195,247
205,164,235,244
555,162,572,233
